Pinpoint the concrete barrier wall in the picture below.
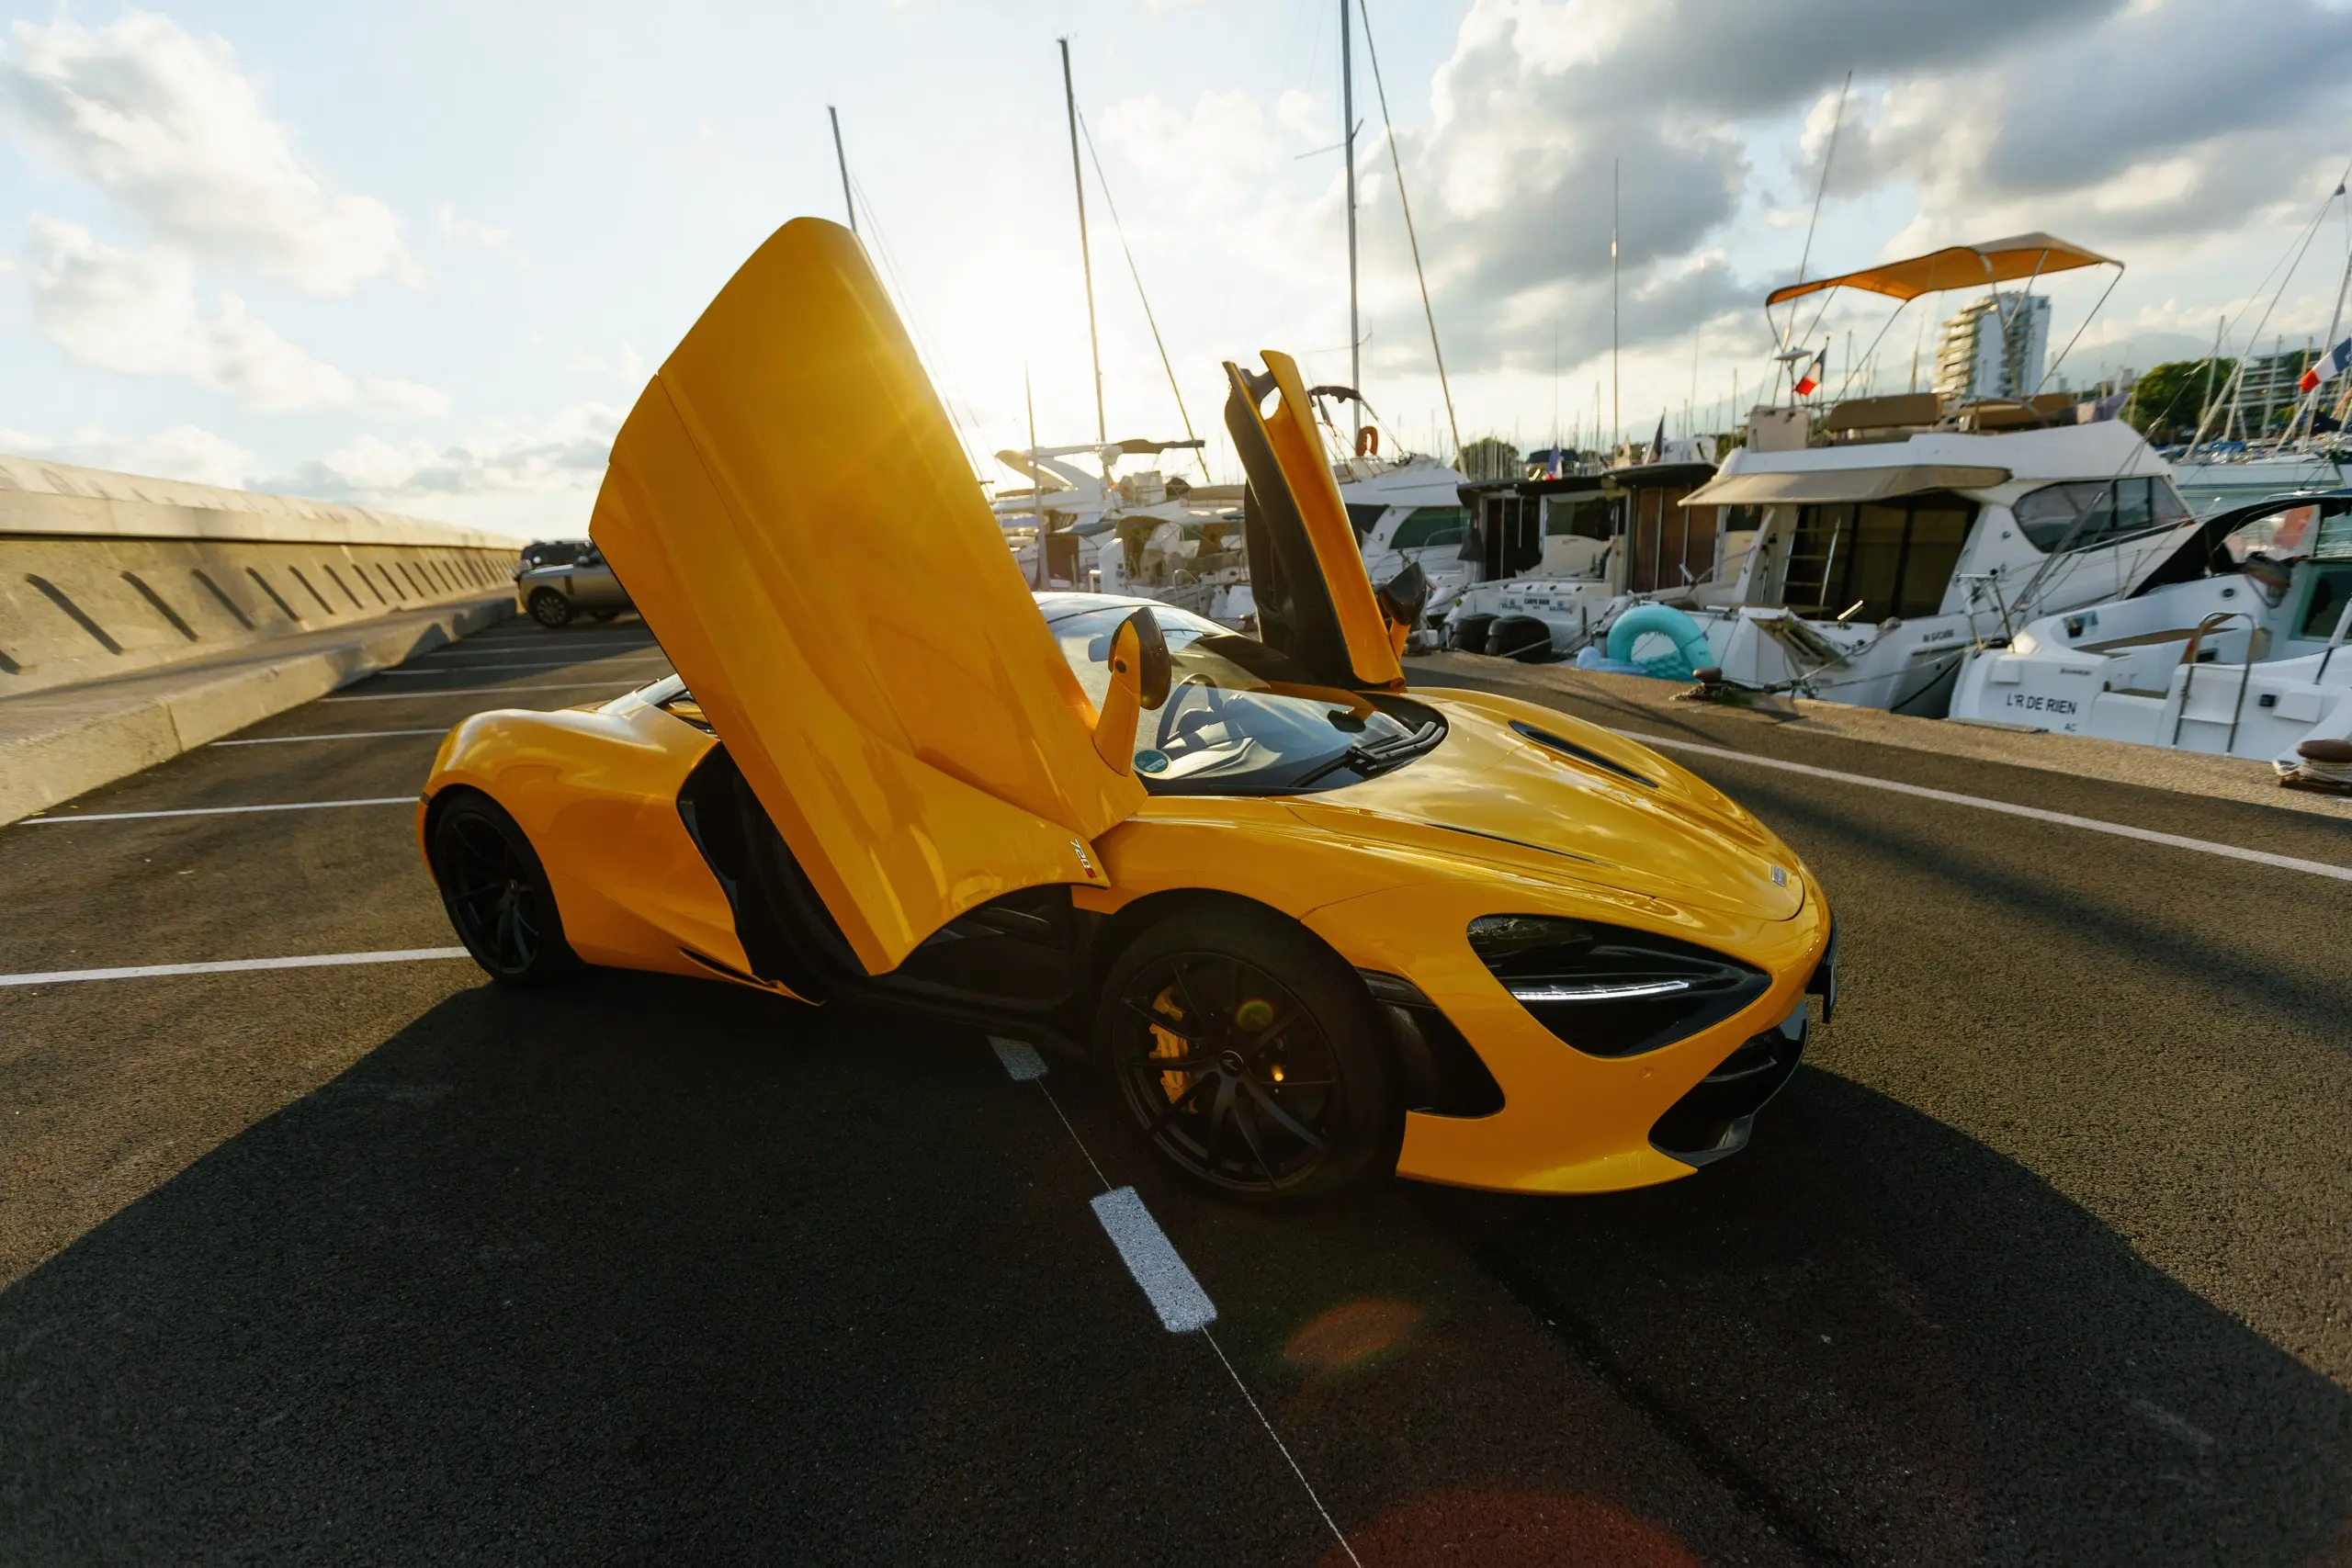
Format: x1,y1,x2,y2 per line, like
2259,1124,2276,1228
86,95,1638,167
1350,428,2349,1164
0,455,526,697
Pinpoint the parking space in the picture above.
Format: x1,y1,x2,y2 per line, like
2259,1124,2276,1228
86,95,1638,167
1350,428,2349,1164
4,620,2349,1565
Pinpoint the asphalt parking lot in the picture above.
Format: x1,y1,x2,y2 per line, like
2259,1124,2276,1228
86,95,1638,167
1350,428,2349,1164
4,615,2348,1567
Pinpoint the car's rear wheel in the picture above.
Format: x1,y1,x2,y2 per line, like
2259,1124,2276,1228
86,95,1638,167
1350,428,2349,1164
1097,906,1395,1201
429,794,579,984
529,588,574,627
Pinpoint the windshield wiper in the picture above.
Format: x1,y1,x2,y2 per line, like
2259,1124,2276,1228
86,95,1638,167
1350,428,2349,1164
1288,718,1443,789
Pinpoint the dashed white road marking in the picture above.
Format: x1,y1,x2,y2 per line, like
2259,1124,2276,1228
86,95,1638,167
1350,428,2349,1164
987,1035,1049,1080
0,947,470,988
214,729,449,746
1623,729,2352,884
982,1033,1361,1564
1091,1186,1219,1333
21,796,413,824
322,680,642,703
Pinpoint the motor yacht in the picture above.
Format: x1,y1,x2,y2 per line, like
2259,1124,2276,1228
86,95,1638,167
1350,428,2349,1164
1442,440,1716,660
1948,489,2352,758
991,438,1254,620
1626,235,2207,715
2168,446,2349,514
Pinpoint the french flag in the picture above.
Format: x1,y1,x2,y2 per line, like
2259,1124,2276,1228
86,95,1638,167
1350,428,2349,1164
2298,337,2351,392
1793,348,1825,398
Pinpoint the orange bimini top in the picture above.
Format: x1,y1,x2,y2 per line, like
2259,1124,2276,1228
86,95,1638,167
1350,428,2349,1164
1767,231,2118,307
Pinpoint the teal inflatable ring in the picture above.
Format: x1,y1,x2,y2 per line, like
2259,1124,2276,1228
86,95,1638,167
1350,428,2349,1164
1604,604,1711,682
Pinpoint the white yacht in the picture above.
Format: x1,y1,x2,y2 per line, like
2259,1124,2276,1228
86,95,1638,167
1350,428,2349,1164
1666,407,2199,712
1442,439,1716,660
991,438,1251,618
2166,446,2349,514
1618,234,2208,714
1949,489,2352,759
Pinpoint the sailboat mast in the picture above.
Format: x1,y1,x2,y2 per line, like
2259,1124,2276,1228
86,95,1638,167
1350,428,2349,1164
1058,39,1106,446
1341,0,1360,446
1611,158,1620,452
2293,245,2352,448
828,107,857,236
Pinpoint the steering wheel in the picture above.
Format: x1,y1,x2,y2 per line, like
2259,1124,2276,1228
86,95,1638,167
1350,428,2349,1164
1155,673,1229,751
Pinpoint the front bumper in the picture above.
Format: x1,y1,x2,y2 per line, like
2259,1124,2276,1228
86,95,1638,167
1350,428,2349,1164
1305,877,1834,1194
1647,998,1809,1167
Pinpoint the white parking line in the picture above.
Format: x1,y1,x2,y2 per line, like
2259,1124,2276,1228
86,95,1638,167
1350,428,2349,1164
1623,730,2352,884
214,729,449,746
987,1035,1049,1080
0,947,470,988
21,796,413,824
982,1034,1360,1563
1091,1187,1219,1332
322,680,641,703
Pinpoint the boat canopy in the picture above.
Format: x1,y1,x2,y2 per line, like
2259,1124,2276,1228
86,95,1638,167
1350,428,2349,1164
1765,232,2116,307
1681,464,2011,507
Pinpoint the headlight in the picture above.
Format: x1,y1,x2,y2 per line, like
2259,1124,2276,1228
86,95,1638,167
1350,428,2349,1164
1468,914,1770,1058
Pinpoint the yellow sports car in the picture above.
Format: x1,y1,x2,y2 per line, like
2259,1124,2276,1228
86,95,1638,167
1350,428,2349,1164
418,218,1835,1201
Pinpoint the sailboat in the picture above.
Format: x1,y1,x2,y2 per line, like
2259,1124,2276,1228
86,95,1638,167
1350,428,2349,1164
2167,186,2352,513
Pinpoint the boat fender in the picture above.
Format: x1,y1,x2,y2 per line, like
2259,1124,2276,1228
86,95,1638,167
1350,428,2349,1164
1605,604,1712,682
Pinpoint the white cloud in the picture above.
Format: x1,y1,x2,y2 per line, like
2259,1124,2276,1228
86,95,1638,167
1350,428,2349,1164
435,203,512,254
0,12,411,293
11,422,260,488
260,402,622,504
22,217,447,415
563,343,647,384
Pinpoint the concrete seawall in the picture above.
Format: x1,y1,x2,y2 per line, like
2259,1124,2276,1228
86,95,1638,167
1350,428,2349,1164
1,455,543,823
1,455,523,696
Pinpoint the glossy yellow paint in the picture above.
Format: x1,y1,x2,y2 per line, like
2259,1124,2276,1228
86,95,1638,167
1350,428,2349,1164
419,213,1834,1198
418,685,757,986
425,673,1828,1193
1064,691,1827,1192
1089,613,1151,774
588,218,1142,976
1229,350,1407,691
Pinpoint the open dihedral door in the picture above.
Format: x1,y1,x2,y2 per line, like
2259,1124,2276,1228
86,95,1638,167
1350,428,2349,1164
591,218,1146,978
1223,352,1408,692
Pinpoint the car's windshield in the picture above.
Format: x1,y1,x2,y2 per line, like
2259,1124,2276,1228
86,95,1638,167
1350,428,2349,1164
1038,597,1442,795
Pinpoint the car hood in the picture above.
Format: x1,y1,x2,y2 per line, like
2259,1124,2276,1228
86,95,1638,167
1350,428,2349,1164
1285,690,1806,921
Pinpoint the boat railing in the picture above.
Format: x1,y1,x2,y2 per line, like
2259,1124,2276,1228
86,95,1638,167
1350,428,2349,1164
2170,611,2260,750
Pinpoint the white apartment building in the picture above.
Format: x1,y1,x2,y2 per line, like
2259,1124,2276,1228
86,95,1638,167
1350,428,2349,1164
1932,291,2051,401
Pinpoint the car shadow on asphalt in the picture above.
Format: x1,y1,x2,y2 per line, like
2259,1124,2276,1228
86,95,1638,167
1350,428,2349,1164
1414,1064,2352,1568
3,970,2346,1568
0,972,1380,1567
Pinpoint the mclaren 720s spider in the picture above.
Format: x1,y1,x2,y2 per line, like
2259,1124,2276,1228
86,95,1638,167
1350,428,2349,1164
417,217,1837,1202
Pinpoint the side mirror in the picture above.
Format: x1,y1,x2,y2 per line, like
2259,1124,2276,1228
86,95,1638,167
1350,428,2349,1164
1091,608,1171,773
1375,560,1430,653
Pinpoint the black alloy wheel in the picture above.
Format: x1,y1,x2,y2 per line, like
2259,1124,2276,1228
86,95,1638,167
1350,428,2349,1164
430,795,578,984
1099,908,1394,1201
529,588,574,627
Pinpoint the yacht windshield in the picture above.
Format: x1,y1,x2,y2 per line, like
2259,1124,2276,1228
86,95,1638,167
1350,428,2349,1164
1037,597,1442,795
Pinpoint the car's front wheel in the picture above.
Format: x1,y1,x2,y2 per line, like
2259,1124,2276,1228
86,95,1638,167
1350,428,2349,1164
1096,905,1396,1201
529,588,574,627
429,793,580,985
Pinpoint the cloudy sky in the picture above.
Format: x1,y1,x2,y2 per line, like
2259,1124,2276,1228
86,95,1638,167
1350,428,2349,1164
2,0,2349,535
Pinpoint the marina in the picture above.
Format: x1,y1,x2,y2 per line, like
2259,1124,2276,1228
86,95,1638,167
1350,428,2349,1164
3,3,2349,1564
